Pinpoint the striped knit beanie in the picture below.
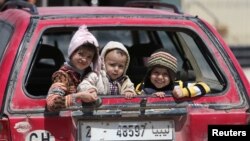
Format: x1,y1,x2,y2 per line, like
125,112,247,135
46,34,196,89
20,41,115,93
147,49,177,80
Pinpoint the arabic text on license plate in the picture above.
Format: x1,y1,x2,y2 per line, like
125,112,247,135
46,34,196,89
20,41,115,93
79,120,174,141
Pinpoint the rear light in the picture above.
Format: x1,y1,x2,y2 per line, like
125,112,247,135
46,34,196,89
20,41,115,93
0,118,11,141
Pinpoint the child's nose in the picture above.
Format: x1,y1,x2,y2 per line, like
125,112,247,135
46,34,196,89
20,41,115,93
114,66,119,71
157,74,164,79
80,57,86,61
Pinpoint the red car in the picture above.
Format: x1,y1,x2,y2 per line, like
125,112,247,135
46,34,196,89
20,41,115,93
0,1,249,141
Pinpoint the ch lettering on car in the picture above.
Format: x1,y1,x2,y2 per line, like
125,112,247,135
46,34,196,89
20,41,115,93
25,130,55,141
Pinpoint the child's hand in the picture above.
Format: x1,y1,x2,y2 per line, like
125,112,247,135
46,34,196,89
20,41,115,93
153,92,165,98
77,89,98,102
51,82,67,91
124,91,136,99
172,87,183,98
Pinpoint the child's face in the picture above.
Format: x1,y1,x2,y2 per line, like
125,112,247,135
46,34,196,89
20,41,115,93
150,66,171,88
70,47,95,70
105,50,127,80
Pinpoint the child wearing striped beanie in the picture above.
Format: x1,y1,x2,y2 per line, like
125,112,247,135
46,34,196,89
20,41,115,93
136,48,210,98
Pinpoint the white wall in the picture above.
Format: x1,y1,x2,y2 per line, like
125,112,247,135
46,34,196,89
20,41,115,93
182,0,250,46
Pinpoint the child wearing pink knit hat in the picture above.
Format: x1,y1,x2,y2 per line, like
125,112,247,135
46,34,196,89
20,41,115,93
136,48,211,98
46,25,100,112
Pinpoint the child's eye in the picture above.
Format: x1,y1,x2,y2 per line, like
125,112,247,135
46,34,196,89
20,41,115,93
152,71,159,75
77,51,83,56
163,73,168,76
118,65,124,69
87,55,93,59
110,63,116,67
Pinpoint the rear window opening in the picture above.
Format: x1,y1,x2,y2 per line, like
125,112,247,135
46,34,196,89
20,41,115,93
24,26,225,98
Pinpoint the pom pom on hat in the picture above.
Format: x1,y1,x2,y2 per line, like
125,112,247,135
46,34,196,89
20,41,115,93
147,49,177,80
68,25,99,58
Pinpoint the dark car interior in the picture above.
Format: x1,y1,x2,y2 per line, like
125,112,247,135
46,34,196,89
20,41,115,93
25,43,65,96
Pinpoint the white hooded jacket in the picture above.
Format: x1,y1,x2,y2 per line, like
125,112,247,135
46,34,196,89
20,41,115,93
77,41,135,95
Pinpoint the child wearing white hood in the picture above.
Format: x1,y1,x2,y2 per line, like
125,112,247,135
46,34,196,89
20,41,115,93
46,25,100,111
78,41,137,99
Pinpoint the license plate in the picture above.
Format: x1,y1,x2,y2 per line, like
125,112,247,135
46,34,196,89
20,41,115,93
78,120,174,141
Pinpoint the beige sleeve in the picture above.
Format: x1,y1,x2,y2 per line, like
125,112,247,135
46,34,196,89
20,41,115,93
77,72,98,92
121,77,136,94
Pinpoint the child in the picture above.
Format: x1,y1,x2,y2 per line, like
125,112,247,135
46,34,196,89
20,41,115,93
136,48,211,98
46,25,100,112
78,41,136,99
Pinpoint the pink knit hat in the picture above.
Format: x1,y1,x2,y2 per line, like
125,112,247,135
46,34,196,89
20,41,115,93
68,25,99,58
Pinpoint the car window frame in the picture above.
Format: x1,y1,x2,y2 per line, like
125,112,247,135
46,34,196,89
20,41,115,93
0,21,14,65
24,25,226,97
